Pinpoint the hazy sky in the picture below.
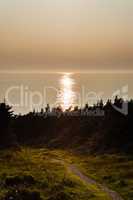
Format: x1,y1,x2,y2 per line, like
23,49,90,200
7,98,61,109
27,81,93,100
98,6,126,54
0,0,133,72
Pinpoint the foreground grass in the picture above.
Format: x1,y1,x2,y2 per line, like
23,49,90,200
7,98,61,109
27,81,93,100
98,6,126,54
0,148,109,200
0,148,132,199
72,153,133,200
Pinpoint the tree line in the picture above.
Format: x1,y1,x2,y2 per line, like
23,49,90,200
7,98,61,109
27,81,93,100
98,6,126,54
0,96,132,154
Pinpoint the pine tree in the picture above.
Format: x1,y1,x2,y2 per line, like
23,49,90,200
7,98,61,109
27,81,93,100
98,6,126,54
0,102,14,148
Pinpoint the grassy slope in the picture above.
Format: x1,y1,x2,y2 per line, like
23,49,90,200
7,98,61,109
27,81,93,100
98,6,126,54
0,148,132,200
71,153,133,200
0,148,109,200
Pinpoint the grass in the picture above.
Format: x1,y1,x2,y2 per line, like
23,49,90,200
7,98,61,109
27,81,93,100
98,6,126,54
71,153,133,200
0,148,101,200
0,148,132,199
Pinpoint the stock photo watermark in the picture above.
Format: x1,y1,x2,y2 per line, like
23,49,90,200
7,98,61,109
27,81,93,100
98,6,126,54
4,84,128,116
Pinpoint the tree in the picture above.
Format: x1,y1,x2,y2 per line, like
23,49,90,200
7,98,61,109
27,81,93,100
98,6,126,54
0,102,14,148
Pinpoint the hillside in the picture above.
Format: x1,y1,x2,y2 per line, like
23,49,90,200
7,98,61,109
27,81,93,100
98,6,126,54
0,148,133,200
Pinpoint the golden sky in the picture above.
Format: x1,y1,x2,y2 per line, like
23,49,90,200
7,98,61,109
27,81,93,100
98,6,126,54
0,0,133,72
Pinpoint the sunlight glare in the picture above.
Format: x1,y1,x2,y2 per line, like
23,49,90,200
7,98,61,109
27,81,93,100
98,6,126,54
57,74,76,110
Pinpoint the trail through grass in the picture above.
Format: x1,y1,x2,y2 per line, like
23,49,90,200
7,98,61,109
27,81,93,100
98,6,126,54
0,148,132,200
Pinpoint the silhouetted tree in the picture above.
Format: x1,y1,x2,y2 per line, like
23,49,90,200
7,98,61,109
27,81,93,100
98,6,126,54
1,97,131,153
114,96,123,109
0,102,14,148
45,104,50,113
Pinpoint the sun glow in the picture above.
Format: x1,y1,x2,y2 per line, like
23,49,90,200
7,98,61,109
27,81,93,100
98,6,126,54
57,74,76,110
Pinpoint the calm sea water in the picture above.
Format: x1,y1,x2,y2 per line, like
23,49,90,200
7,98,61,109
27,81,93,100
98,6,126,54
0,72,132,114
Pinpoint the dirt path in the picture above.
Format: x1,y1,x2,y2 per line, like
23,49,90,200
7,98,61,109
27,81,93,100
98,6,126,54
69,165,124,200
51,158,124,200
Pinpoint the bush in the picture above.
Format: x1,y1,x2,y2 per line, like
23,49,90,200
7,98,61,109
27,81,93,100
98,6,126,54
47,191,73,200
4,189,42,200
5,175,35,187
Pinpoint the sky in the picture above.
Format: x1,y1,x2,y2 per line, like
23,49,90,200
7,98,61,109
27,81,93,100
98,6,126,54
0,0,133,72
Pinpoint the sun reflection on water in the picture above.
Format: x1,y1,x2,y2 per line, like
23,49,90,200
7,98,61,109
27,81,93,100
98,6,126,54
57,74,76,110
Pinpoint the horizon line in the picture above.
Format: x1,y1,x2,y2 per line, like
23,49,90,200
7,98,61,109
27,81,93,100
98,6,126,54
0,69,133,74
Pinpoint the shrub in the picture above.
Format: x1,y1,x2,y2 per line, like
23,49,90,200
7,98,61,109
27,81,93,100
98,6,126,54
5,175,35,187
4,189,42,200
